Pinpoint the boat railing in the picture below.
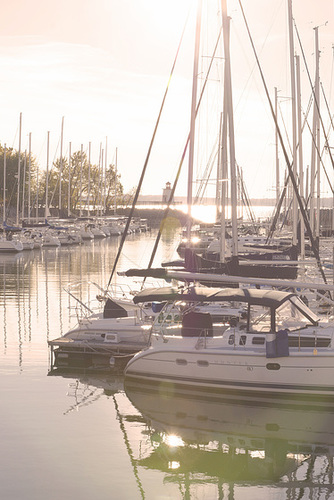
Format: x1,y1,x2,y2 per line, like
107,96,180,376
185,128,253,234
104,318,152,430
64,281,110,322
64,279,168,323
149,301,185,343
108,279,166,301
195,328,213,350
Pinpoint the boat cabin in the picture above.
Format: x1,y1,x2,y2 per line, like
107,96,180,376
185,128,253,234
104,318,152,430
133,285,327,356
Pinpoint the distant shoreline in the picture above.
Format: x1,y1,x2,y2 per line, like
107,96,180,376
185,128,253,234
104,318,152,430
137,196,334,208
115,207,190,229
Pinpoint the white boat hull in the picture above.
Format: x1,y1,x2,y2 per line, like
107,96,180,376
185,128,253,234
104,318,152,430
125,337,334,399
0,240,23,252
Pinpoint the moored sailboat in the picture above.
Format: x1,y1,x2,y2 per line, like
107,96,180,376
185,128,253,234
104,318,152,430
124,285,334,400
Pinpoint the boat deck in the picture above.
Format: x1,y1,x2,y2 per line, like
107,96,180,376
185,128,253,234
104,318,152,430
48,337,149,371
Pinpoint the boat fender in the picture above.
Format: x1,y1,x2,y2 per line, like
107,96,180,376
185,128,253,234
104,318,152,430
266,329,289,358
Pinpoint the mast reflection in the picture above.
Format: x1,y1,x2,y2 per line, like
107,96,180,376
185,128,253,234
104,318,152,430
124,380,334,497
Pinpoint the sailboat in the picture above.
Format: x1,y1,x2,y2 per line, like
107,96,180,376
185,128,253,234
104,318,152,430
123,0,300,286
0,144,23,253
124,283,334,399
183,0,300,280
0,232,23,253
47,6,194,368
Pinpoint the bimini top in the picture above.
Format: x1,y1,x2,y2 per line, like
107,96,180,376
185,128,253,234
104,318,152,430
133,286,295,310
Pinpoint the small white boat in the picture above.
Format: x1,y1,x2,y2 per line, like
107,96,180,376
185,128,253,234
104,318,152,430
48,282,242,371
78,224,95,240
14,233,35,250
43,234,61,247
0,236,23,252
107,224,121,236
125,286,334,401
100,225,111,236
41,230,61,247
48,295,158,371
22,229,43,249
89,224,107,238
67,229,82,245
55,229,80,246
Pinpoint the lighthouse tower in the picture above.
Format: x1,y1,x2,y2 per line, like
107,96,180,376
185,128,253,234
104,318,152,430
162,182,173,203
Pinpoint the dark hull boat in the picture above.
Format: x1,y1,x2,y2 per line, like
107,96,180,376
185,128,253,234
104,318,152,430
123,247,298,287
204,244,298,262
182,248,298,281
159,247,298,283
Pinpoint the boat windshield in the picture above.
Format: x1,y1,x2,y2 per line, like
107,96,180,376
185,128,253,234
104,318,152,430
248,295,319,333
249,306,271,333
276,296,319,329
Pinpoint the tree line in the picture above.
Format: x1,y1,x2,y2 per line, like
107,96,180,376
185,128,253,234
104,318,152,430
0,145,130,220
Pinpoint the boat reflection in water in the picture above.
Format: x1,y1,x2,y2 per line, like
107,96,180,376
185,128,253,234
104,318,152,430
48,367,334,498
124,379,334,497
48,369,124,400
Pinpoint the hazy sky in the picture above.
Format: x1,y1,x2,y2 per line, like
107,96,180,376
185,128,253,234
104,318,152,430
0,0,333,199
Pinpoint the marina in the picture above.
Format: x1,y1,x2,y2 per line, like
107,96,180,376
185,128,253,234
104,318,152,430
1,0,334,498
2,229,334,499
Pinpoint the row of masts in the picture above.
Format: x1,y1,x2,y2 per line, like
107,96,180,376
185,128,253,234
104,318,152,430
187,0,333,267
2,112,119,227
187,0,240,262
273,14,334,256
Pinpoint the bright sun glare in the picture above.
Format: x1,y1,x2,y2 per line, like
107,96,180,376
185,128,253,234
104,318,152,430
164,434,184,448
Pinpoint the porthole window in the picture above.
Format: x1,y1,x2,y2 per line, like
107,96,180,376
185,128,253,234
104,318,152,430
266,363,280,370
228,334,234,345
239,335,246,346
176,359,187,366
252,337,265,345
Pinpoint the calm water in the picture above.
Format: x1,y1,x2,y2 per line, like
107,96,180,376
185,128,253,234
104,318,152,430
1,228,334,500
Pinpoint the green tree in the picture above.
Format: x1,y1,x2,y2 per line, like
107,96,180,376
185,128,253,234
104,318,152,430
0,144,39,221
38,149,124,216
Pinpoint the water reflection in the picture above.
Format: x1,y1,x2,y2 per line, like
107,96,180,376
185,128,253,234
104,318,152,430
48,370,124,413
124,380,334,498
4,228,334,499
47,368,334,499
0,231,173,370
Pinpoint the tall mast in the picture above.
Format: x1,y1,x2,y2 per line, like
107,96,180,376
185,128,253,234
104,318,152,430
45,131,50,220
68,142,71,217
186,0,202,241
22,150,27,220
216,112,222,221
114,147,118,215
97,142,102,216
315,27,321,239
3,144,6,225
274,87,280,204
59,116,64,215
296,55,305,259
310,26,320,235
36,156,39,221
79,144,83,217
16,112,22,226
28,133,31,224
87,142,91,217
220,107,228,263
288,0,298,247
104,136,108,214
100,148,104,217
221,0,238,258
219,13,230,263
